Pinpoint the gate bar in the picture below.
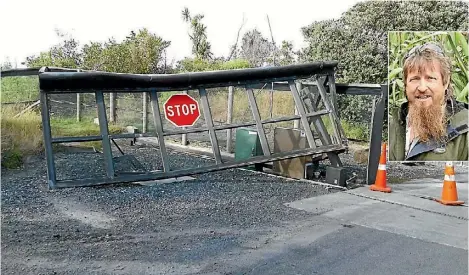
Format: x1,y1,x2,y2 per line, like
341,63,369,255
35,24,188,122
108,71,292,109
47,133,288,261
149,90,171,172
288,81,317,149
199,88,223,164
316,77,341,144
246,88,271,156
95,91,115,178
40,92,57,188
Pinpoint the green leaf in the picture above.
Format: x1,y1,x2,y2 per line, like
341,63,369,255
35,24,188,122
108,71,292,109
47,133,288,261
447,33,468,78
456,83,468,103
388,67,403,80
452,73,466,91
455,32,468,57
395,78,404,89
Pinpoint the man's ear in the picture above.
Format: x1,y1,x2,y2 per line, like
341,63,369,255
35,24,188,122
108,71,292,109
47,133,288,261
444,80,450,91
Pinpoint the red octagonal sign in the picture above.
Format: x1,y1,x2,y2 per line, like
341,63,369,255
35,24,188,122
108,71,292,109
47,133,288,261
163,94,201,127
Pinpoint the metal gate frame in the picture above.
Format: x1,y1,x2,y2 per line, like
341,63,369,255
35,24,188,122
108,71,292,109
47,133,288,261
36,62,353,189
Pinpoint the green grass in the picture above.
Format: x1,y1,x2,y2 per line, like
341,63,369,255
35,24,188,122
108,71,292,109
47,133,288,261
1,107,124,169
321,116,369,141
1,76,39,103
50,116,124,149
1,105,43,168
51,116,123,136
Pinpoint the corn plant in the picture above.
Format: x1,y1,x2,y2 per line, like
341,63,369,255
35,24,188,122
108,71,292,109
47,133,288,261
388,31,468,109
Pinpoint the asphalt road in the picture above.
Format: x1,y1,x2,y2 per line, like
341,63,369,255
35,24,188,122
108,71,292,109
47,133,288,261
1,143,467,274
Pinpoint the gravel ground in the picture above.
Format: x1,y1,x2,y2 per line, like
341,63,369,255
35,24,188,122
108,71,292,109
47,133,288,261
1,142,340,274
2,138,464,274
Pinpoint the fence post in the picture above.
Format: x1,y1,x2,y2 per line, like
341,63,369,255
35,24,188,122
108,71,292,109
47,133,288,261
110,92,116,122
76,94,81,122
181,90,189,145
143,92,148,133
226,86,234,153
76,69,82,122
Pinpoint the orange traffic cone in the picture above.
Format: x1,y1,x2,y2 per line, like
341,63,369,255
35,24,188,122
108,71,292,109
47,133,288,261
370,142,391,193
435,162,464,206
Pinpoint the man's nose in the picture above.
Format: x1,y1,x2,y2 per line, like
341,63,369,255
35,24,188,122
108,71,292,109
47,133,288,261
417,80,428,92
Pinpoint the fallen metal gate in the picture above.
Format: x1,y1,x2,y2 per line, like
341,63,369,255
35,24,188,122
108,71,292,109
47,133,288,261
38,62,349,189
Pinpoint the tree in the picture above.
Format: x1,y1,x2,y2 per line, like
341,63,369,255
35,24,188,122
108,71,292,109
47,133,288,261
81,41,105,71
24,27,171,75
25,29,82,68
240,28,272,67
77,29,171,74
278,40,297,65
122,28,171,74
182,7,213,60
1,58,13,70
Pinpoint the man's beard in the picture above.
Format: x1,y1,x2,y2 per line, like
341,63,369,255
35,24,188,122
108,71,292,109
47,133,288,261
408,101,447,143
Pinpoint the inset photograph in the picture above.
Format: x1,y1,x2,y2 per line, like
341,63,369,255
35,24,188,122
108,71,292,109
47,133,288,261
387,31,468,161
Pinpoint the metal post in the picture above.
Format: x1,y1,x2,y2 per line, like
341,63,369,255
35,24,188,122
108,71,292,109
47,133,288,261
246,87,271,156
40,92,57,189
110,92,116,122
294,82,302,129
327,73,339,119
149,90,170,172
226,86,234,153
199,88,223,164
317,77,340,144
76,93,81,122
326,74,348,142
288,81,317,149
95,91,115,178
143,92,148,133
76,69,82,122
367,84,387,185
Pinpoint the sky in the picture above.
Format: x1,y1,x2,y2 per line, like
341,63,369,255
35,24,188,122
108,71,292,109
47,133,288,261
0,0,363,68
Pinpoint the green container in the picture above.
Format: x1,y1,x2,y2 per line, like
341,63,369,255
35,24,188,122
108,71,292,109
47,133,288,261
234,128,264,171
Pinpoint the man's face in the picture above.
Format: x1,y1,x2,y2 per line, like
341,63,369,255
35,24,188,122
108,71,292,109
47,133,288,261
405,60,448,108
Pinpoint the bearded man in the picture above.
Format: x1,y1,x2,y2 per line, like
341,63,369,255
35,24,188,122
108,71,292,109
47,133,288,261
388,42,468,161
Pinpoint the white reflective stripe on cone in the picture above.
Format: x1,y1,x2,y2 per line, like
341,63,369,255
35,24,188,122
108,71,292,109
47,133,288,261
446,161,454,167
444,174,455,181
378,164,386,170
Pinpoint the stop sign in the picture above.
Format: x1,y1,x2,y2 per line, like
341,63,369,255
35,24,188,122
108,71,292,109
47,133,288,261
163,94,201,127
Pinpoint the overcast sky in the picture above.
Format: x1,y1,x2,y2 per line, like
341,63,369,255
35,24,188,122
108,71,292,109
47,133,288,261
1,0,362,67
